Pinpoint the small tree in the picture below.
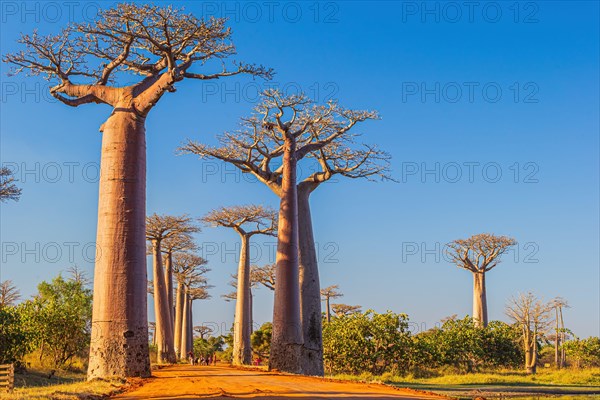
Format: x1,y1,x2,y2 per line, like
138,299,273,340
0,167,21,202
26,273,93,368
203,205,277,365
320,285,343,323
506,292,552,374
331,304,362,318
0,280,20,308
447,233,516,327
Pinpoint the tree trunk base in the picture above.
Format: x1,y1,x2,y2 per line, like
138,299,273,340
269,342,303,374
88,322,150,380
300,346,324,376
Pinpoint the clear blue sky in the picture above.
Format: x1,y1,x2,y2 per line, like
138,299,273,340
1,1,598,338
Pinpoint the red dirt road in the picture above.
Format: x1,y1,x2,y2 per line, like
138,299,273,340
113,365,446,400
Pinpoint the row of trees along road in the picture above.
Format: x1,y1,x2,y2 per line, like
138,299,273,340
1,1,581,379
3,1,392,378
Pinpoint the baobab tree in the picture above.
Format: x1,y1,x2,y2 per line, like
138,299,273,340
551,297,570,368
331,304,362,318
3,3,270,379
162,232,199,329
252,264,276,291
506,292,552,374
172,252,209,359
194,325,214,340
146,213,199,364
446,233,517,327
321,285,343,323
181,90,387,374
183,285,211,358
203,205,277,365
0,167,21,202
148,322,157,345
0,280,20,307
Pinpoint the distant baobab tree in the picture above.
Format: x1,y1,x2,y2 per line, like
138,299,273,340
251,264,276,291
194,325,214,340
320,285,343,323
551,297,570,368
203,205,277,365
3,3,271,379
146,214,199,364
184,285,212,356
446,233,516,327
149,322,157,345
0,280,20,307
0,167,21,202
506,292,552,374
331,304,362,318
181,90,387,375
172,252,209,359
162,232,199,331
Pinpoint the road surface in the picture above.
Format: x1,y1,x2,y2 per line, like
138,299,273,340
113,365,446,400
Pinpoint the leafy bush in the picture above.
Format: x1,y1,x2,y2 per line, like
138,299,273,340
323,310,411,375
0,305,32,363
564,337,600,367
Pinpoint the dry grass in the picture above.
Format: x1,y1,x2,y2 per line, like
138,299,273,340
334,367,600,386
0,368,124,400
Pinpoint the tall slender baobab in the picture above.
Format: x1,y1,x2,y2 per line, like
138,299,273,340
320,285,343,323
203,205,277,365
146,214,199,363
181,90,387,374
506,292,551,374
4,3,270,379
446,233,517,327
551,297,569,368
172,252,209,359
181,283,211,358
162,232,199,330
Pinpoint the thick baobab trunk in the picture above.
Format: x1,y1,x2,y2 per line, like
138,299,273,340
297,188,324,376
180,290,189,358
233,235,252,365
174,282,184,359
248,286,254,336
164,251,174,331
524,331,537,374
472,272,488,327
270,137,303,374
152,241,176,363
88,109,151,380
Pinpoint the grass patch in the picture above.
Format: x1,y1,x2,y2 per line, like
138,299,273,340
330,368,600,398
0,368,124,400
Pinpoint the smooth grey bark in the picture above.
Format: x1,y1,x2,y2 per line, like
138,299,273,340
472,272,488,327
174,281,184,359
270,136,303,374
88,110,150,379
297,186,324,376
233,234,252,365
